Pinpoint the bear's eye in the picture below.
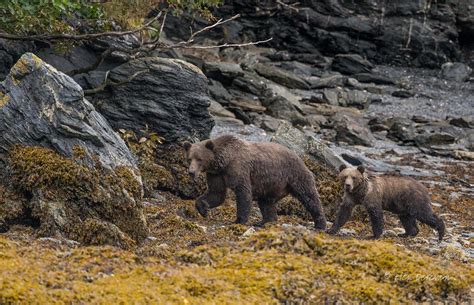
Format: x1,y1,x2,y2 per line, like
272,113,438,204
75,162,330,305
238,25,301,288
196,158,202,162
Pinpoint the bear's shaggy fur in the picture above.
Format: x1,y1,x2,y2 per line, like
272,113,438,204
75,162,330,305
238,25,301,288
327,165,445,241
183,135,327,229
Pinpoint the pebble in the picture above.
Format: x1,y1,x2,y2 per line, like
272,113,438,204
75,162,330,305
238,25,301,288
339,228,356,235
242,227,256,237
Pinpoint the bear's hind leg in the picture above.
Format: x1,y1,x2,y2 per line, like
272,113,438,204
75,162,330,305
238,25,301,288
257,199,278,226
290,183,326,230
398,214,419,237
417,213,445,242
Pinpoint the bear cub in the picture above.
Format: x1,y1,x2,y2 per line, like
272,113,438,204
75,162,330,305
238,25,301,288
327,165,445,241
183,135,327,229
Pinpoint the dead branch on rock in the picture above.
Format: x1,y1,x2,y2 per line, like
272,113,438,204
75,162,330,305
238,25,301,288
83,69,149,95
276,1,307,13
3,11,271,83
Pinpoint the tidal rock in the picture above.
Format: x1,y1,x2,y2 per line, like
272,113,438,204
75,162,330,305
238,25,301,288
414,131,457,147
449,116,473,128
440,62,472,82
332,113,375,147
209,100,235,119
92,57,214,142
0,53,136,169
308,75,347,89
387,118,416,143
0,53,148,246
353,73,395,85
203,61,244,85
262,96,307,125
208,79,233,105
391,90,415,98
254,63,310,89
323,87,370,109
331,54,374,75
271,121,346,174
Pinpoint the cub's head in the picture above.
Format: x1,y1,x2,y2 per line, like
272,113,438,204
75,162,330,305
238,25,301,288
338,164,366,193
183,140,215,177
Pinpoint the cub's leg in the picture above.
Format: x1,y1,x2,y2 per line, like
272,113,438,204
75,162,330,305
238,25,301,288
327,198,355,234
397,214,419,237
257,198,278,226
417,212,445,242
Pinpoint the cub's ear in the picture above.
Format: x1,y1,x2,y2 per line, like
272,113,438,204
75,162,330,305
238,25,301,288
357,165,365,174
205,140,214,151
339,164,347,172
183,141,192,152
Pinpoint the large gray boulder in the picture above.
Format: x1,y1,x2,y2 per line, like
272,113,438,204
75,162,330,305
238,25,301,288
92,57,214,142
440,62,472,82
271,121,346,174
0,53,148,247
0,53,137,169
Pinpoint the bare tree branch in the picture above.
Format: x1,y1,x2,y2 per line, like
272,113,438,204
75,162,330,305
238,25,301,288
3,12,272,84
172,38,273,50
83,69,149,95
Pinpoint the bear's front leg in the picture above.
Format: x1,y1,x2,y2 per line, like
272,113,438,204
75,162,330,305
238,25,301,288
195,174,227,218
327,199,355,235
366,206,384,239
233,183,252,225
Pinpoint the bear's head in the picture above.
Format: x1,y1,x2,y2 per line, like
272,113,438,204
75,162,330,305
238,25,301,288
338,164,366,193
183,140,215,177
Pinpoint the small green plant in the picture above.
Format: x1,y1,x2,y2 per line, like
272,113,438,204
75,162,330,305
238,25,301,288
0,0,223,36
0,0,106,35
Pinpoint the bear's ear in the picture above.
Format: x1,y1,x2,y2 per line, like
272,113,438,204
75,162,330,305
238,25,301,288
339,164,347,172
205,140,214,151
357,165,365,174
183,141,192,152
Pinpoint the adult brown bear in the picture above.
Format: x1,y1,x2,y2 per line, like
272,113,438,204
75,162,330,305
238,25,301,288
327,165,445,241
183,135,327,229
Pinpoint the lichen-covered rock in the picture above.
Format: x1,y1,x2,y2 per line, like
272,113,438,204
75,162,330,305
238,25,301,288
91,57,214,142
0,53,148,246
0,53,137,169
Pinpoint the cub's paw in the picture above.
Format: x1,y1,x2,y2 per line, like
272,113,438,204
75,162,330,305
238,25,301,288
314,218,327,231
326,228,338,235
195,200,209,218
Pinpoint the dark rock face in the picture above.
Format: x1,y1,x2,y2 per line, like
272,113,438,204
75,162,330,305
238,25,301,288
206,0,468,68
0,39,35,80
331,54,374,75
0,53,137,169
92,57,214,142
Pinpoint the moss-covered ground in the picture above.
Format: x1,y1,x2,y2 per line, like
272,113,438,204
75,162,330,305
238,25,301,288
0,141,473,303
1,224,472,304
